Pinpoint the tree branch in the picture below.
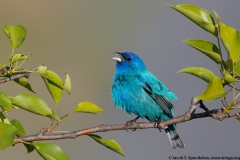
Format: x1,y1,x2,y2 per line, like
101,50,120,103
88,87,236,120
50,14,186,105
13,98,239,145
0,65,41,84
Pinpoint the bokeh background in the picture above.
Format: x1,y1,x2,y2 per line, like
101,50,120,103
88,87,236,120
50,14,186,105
1,0,240,159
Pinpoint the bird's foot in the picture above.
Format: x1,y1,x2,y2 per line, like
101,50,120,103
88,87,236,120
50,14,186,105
154,119,162,132
125,116,139,131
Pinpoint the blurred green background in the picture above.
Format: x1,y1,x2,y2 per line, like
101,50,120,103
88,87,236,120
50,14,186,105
1,0,240,159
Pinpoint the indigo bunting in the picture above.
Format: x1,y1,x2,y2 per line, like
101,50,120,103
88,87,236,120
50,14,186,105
111,52,184,149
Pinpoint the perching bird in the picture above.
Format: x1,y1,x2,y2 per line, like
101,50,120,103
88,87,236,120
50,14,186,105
111,52,184,149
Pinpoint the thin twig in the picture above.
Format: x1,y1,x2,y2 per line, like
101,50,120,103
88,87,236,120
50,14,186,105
0,65,42,84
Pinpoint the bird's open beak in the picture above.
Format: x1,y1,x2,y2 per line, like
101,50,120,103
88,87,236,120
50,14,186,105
112,52,124,62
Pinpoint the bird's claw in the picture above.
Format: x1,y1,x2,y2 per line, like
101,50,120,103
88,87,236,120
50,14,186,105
125,120,138,131
154,119,162,132
125,116,140,131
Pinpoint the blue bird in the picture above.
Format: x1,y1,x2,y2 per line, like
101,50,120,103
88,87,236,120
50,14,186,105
111,52,184,149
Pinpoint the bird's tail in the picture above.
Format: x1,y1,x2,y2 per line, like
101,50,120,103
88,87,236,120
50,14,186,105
165,125,185,149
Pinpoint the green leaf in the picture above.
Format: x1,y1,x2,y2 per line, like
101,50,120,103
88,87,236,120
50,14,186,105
184,39,221,63
74,101,103,114
36,67,64,103
234,61,240,77
0,122,17,150
226,59,233,71
178,67,215,83
63,73,71,94
3,25,27,48
219,22,240,63
10,54,30,64
11,119,26,137
179,67,228,101
42,77,63,104
35,65,47,75
0,112,11,124
196,76,228,101
44,70,63,89
0,92,12,112
226,59,240,77
212,9,220,21
32,142,70,160
14,77,35,93
169,4,216,35
11,93,60,121
89,134,125,157
36,68,63,88
223,71,238,84
24,143,35,153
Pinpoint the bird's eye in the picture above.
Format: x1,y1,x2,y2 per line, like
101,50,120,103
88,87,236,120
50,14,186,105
126,57,131,61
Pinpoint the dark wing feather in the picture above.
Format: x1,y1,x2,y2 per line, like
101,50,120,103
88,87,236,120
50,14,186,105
142,82,174,119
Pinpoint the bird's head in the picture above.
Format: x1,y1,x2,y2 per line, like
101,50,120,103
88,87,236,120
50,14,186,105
112,52,147,73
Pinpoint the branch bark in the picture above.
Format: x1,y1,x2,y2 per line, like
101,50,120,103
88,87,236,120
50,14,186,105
0,65,41,84
13,98,239,145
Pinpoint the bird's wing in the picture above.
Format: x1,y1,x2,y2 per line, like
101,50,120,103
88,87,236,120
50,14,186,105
138,73,175,119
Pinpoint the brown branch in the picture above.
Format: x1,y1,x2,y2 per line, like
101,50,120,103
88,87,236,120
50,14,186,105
13,97,239,145
0,65,41,84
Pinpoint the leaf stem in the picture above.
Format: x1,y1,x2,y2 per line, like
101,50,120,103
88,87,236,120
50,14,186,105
9,48,15,69
227,84,240,91
216,25,225,72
